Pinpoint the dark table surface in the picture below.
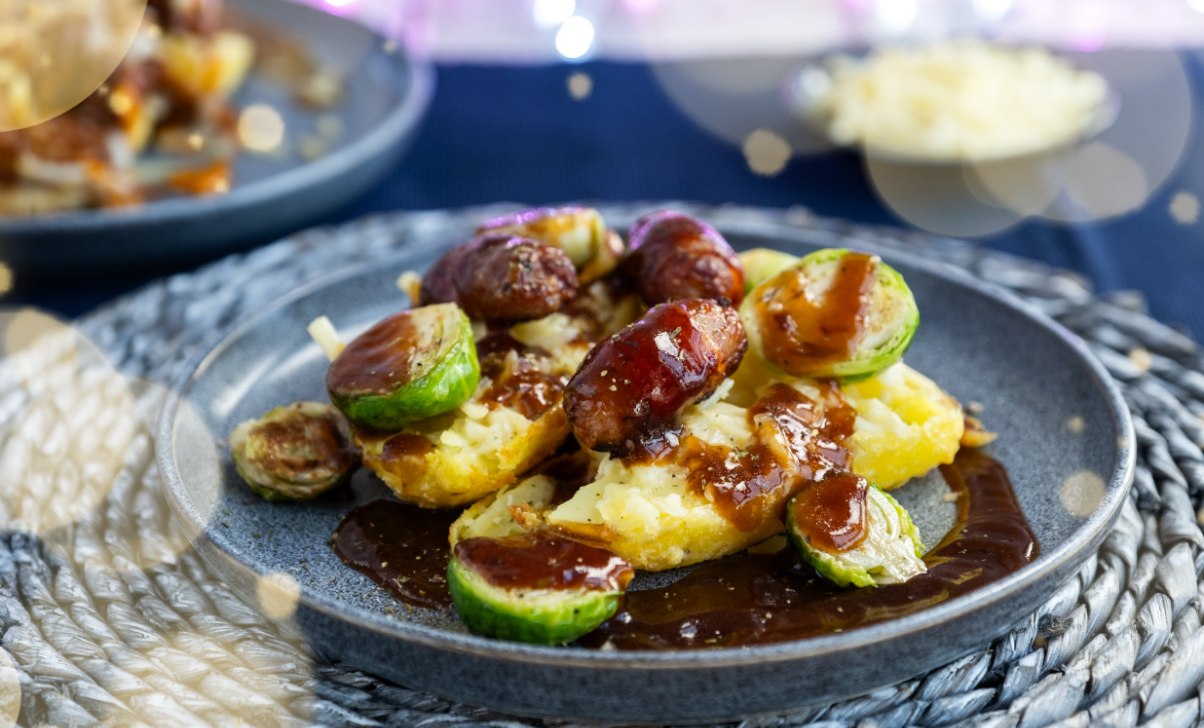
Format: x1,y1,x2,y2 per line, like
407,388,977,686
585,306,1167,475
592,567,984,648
12,59,1204,341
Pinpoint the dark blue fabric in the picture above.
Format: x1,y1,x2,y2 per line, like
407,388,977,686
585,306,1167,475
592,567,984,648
334,60,1204,339
17,59,1204,340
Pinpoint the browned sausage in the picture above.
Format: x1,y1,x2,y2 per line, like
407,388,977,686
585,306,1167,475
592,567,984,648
147,0,222,35
563,299,747,458
420,235,579,325
622,211,744,307
419,240,475,308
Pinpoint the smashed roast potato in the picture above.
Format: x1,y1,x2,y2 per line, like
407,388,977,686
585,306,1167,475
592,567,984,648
454,362,962,571
349,281,640,509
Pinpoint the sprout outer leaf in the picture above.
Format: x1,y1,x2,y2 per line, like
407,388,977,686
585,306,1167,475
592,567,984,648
328,304,481,430
228,402,358,501
786,483,926,588
448,554,622,645
478,206,618,283
738,248,800,295
740,248,919,382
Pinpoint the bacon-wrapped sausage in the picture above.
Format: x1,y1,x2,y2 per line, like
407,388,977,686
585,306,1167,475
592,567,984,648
563,299,747,458
622,210,744,307
420,235,579,325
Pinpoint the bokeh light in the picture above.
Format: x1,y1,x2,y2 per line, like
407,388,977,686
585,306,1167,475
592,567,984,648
259,571,303,621
652,56,834,155
1060,142,1148,220
0,0,147,132
875,0,918,33
0,649,17,728
743,129,792,176
238,104,287,154
1060,470,1106,517
0,309,139,536
534,0,576,27
567,71,593,100
973,0,1014,21
1170,191,1200,224
555,16,596,60
867,158,1027,237
858,49,1192,236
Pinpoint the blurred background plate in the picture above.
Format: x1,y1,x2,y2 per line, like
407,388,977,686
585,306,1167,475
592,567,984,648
0,0,434,277
780,52,1123,166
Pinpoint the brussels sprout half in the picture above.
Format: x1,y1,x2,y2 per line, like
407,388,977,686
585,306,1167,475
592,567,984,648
229,402,359,501
448,534,633,645
739,248,919,381
738,248,800,295
326,304,480,431
786,478,926,588
477,206,620,283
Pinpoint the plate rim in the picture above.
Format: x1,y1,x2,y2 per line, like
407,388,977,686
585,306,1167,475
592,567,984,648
0,0,435,234
157,212,1136,671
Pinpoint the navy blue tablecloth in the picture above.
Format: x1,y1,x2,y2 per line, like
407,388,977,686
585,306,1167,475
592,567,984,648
16,60,1204,341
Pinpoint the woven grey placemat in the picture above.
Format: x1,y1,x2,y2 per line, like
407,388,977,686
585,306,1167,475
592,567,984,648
2,203,1204,728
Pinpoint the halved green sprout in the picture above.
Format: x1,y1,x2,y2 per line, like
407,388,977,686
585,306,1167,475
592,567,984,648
738,248,800,295
739,247,919,381
448,534,633,645
326,303,480,431
477,206,622,284
786,476,926,588
229,401,359,501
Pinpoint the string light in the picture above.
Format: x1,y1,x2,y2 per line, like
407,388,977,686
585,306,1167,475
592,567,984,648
534,0,576,27
556,16,595,61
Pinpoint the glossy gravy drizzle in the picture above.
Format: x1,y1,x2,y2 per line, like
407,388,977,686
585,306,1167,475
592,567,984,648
333,500,459,609
333,449,1037,649
756,252,878,375
455,534,634,592
680,381,857,533
479,353,567,421
580,448,1039,650
326,312,430,396
791,471,870,553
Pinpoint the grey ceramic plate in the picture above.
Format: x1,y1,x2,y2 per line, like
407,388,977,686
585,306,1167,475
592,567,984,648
159,211,1134,724
0,0,434,272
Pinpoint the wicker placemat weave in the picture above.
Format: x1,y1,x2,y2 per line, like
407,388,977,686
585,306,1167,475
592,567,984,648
2,204,1204,728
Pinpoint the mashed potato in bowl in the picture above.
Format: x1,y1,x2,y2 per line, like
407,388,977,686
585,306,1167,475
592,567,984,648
805,39,1111,163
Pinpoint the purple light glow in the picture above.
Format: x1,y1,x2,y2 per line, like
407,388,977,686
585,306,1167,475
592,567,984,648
623,0,659,12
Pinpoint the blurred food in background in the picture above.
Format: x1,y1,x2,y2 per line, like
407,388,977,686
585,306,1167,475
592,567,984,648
0,0,255,214
0,0,145,132
800,39,1111,163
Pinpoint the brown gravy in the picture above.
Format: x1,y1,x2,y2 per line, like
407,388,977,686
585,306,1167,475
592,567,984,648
333,449,1036,646
326,312,428,397
454,534,634,592
580,448,1038,650
790,471,870,553
674,382,856,535
333,500,459,609
479,355,567,421
380,433,435,460
756,252,879,376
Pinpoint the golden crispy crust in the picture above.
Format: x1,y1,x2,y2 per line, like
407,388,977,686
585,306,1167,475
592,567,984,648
358,407,569,509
